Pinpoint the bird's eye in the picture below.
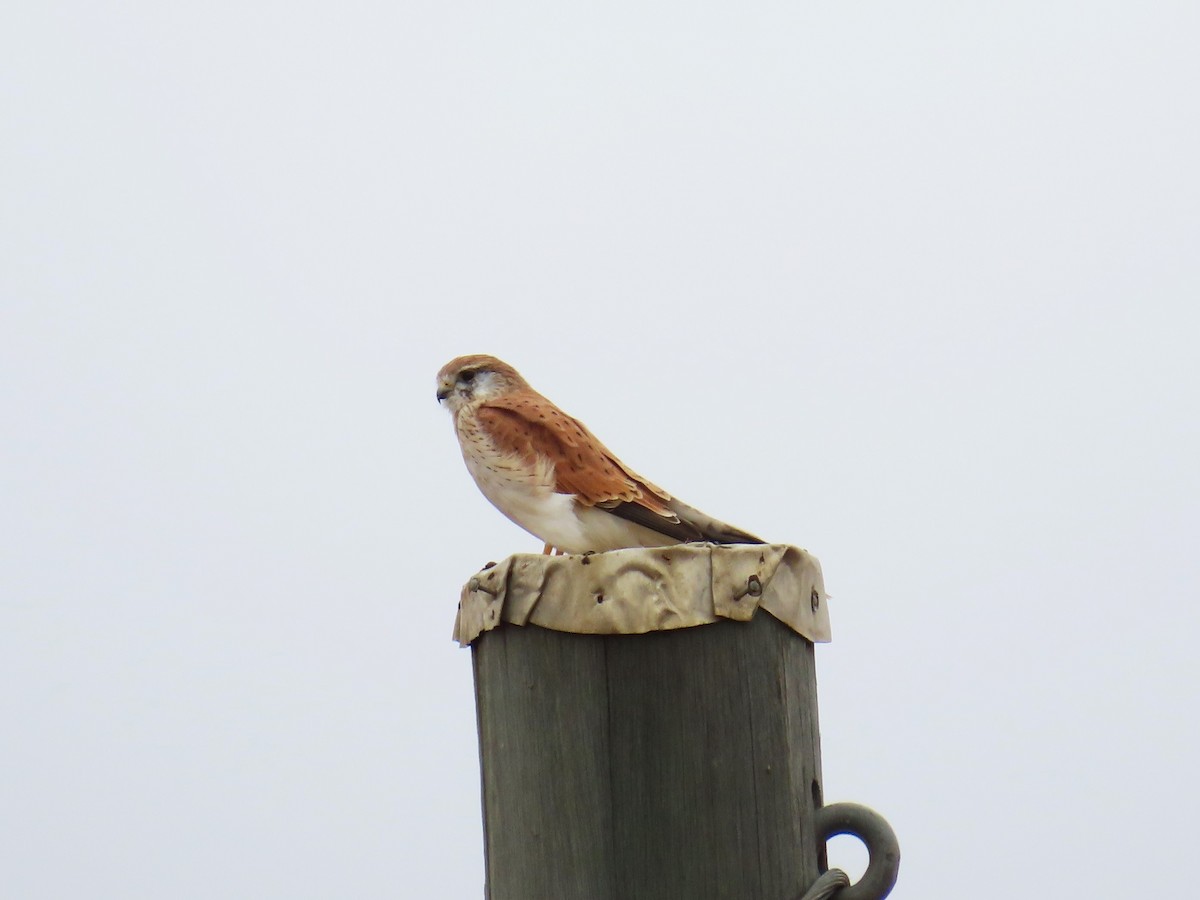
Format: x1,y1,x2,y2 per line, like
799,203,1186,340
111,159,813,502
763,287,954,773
460,370,476,383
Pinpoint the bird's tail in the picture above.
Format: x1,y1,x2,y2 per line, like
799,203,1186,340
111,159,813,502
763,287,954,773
668,497,764,545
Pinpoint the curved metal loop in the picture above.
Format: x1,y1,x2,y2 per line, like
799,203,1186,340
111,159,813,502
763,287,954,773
814,802,900,900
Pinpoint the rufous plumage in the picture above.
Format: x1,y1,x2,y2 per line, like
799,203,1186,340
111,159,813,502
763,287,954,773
436,354,763,554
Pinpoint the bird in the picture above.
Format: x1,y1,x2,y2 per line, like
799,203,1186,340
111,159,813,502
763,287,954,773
436,354,763,554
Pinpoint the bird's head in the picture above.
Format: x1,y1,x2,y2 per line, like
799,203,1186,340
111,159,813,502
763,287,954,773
436,355,528,415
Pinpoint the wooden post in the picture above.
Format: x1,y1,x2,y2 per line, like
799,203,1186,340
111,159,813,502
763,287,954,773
472,612,825,899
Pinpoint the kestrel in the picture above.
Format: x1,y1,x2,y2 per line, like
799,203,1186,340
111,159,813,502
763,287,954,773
436,354,763,554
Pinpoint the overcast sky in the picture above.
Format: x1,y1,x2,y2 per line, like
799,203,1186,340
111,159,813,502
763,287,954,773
3,2,1198,898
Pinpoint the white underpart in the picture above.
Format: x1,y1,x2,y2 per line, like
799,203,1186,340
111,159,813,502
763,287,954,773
570,505,679,553
454,412,676,553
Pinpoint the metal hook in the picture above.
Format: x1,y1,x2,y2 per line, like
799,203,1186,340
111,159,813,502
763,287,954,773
814,802,900,900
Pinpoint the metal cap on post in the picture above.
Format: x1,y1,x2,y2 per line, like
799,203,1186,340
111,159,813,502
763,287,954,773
455,544,898,900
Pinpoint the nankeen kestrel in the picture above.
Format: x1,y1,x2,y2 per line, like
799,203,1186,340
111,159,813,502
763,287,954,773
436,355,763,554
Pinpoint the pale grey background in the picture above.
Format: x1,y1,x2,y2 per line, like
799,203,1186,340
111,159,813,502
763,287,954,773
3,2,1197,897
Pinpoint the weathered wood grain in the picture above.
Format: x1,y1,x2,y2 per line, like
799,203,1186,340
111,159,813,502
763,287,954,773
473,613,823,900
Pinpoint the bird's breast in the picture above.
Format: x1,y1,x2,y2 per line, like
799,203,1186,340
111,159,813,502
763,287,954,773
457,415,552,493
455,413,585,546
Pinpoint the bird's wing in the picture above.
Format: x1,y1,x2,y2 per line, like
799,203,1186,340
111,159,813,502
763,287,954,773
477,392,701,539
479,391,763,545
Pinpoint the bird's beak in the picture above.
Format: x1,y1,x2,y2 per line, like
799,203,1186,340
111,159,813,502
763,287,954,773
436,386,450,402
